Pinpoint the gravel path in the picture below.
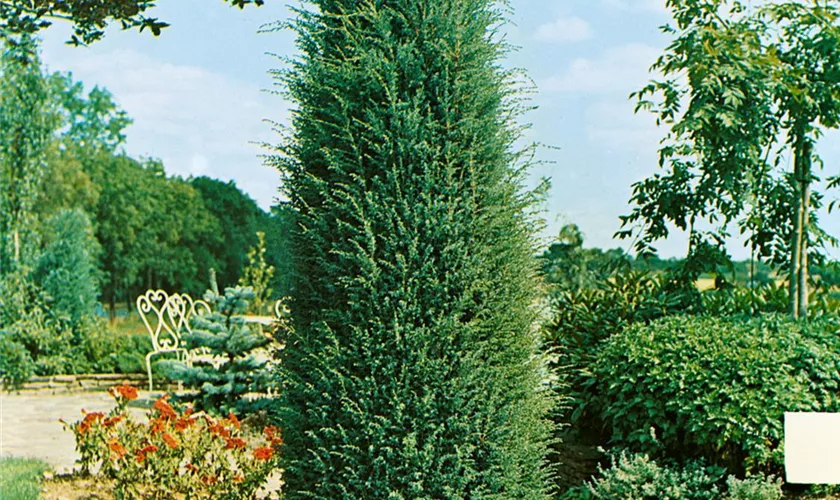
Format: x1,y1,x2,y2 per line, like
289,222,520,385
0,391,155,473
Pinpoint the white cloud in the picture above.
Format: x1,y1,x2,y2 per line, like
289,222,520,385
602,0,668,14
539,43,660,94
40,47,287,209
534,16,592,44
585,99,661,153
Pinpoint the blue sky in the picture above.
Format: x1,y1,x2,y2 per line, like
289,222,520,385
39,0,840,259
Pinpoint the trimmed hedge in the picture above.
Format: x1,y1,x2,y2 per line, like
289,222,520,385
592,315,840,474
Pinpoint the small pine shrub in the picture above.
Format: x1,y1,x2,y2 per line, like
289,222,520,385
593,315,840,474
160,287,272,416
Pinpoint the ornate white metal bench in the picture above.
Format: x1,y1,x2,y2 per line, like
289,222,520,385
137,290,289,391
136,290,213,391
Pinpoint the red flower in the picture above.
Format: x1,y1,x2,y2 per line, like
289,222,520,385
264,426,284,447
253,447,274,461
174,416,196,432
103,415,124,427
115,384,138,401
225,437,246,450
153,396,177,420
149,418,166,434
135,444,158,463
209,422,230,439
227,412,241,430
109,439,127,459
77,412,104,434
162,432,179,449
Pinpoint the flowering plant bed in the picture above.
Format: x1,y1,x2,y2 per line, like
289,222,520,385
60,385,282,499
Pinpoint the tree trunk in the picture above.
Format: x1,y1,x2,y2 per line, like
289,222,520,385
790,139,803,319
13,229,19,263
798,141,812,317
109,293,116,323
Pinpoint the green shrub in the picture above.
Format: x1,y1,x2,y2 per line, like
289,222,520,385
77,321,151,374
700,282,788,317
700,281,839,318
0,334,35,388
546,271,691,424
586,452,723,500
593,315,840,474
725,474,783,500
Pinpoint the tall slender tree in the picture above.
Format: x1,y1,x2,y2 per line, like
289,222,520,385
620,0,840,318
0,36,53,274
271,0,554,497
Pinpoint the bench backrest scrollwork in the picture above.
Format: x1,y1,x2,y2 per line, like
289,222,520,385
136,290,211,353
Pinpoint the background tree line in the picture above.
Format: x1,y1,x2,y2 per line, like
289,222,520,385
0,34,292,386
0,36,292,322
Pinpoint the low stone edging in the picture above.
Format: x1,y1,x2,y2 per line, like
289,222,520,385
10,373,175,394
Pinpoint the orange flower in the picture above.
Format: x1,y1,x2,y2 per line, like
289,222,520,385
253,447,274,461
149,418,166,434
103,415,124,427
185,463,199,473
77,412,104,434
153,396,177,420
115,384,138,401
162,432,179,449
201,475,218,486
209,422,230,438
264,426,284,447
174,416,196,432
233,474,244,483
227,412,241,430
264,426,279,440
135,444,158,463
225,437,246,450
109,439,127,459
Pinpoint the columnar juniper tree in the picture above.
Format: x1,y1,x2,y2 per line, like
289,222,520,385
271,0,554,497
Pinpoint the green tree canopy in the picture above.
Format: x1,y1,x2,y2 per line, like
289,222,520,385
190,176,262,288
0,0,264,45
620,0,840,318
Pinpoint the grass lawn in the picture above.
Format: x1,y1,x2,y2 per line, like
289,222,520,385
0,457,50,500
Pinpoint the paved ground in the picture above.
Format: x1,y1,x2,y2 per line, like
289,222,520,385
0,391,156,473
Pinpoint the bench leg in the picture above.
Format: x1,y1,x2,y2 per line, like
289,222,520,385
146,352,155,392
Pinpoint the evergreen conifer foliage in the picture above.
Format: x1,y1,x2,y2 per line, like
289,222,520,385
272,0,554,497
162,286,271,416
